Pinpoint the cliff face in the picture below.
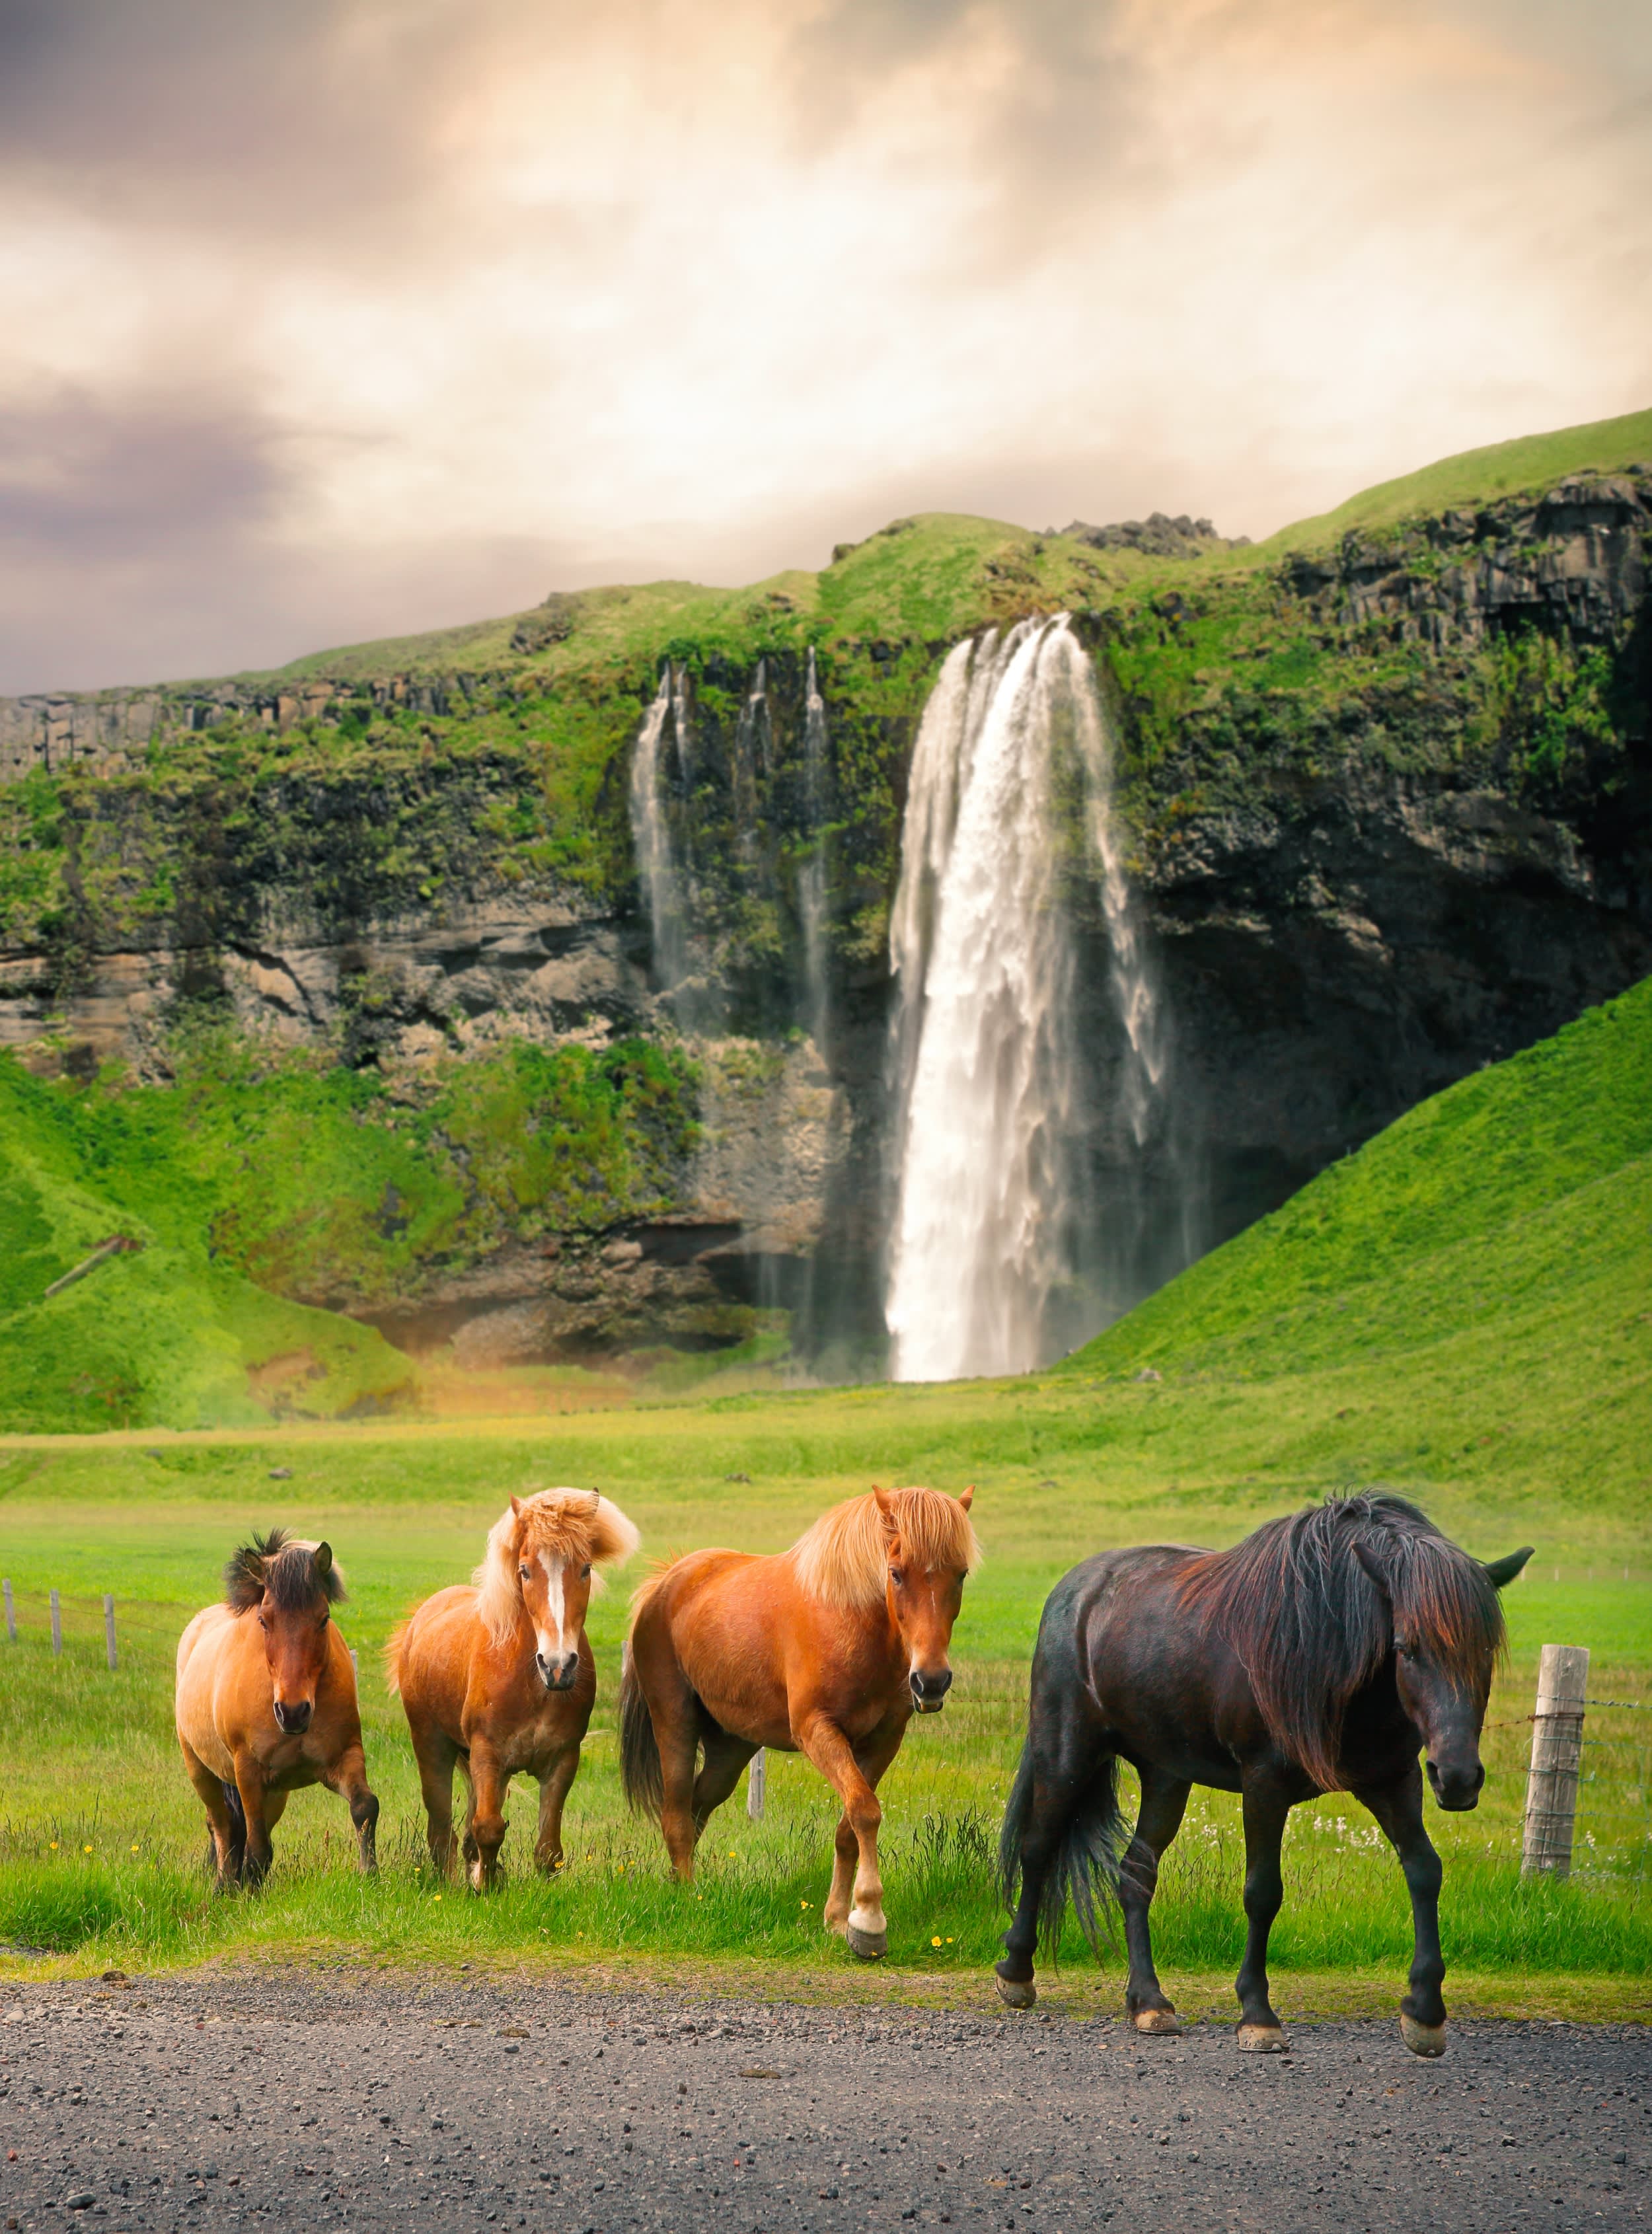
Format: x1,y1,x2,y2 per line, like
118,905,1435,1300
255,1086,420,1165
1,445,1647,1374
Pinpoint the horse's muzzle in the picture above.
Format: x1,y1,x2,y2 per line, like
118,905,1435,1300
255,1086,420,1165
910,1668,952,1713
1427,1758,1485,1810
537,1651,580,1692
273,1699,313,1734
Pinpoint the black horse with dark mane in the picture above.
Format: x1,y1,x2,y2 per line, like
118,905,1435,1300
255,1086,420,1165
996,1494,1532,2056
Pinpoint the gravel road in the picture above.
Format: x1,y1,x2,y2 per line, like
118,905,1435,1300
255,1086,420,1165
1,1974,1645,2233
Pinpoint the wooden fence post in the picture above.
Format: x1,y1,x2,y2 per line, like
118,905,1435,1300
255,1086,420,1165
2,1579,14,1643
50,1586,62,1657
1522,1643,1590,1879
350,1648,359,1684
747,1747,766,1820
104,1594,118,1672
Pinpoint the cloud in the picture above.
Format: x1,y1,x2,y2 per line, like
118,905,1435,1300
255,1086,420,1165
0,0,1647,692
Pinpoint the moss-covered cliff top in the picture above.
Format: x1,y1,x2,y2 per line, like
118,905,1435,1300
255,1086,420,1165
206,406,1652,691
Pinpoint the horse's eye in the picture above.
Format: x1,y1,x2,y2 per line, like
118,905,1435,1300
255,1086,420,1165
1396,1640,1415,1660
519,1565,531,1580
257,1615,268,1631
581,1564,591,1579
889,1567,905,1588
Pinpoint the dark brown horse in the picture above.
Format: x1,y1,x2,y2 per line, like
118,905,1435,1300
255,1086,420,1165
996,1495,1531,2055
621,1485,980,1957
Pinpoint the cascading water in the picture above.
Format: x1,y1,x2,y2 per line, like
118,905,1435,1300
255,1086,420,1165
628,664,689,998
798,648,831,1051
883,615,1170,1383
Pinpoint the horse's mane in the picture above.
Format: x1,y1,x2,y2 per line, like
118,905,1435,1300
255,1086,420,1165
223,1526,346,1614
1177,1493,1505,1790
472,1488,641,1649
789,1487,981,1612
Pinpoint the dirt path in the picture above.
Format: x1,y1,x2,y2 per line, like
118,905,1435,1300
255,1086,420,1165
1,1974,1645,2231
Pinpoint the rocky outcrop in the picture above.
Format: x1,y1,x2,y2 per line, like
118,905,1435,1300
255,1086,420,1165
1061,513,1250,558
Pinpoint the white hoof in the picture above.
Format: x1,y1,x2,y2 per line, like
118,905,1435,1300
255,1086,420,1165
845,1906,887,1960
1237,2023,1289,2053
995,1971,1035,2009
1400,2015,1447,2058
1134,2007,1182,2036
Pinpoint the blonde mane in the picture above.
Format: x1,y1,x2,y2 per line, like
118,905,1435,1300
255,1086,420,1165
472,1487,641,1649
788,1487,981,1612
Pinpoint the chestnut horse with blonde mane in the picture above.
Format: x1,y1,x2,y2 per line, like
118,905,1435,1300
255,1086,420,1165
621,1484,979,1957
175,1528,379,1890
389,1488,640,1889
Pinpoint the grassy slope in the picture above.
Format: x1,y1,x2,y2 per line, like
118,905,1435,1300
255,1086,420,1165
1066,978,1652,1515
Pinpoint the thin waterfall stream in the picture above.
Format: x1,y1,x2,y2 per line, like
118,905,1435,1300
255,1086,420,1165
799,648,831,1053
884,615,1170,1382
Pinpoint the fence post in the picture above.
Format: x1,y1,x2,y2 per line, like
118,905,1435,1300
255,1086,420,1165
104,1594,118,1672
350,1648,359,1685
50,1587,62,1657
1522,1643,1590,1879
747,1747,766,1820
3,1579,14,1643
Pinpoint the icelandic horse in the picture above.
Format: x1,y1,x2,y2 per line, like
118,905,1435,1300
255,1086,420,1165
996,1493,1532,2055
175,1528,379,1889
389,1488,640,1889
620,1485,980,1957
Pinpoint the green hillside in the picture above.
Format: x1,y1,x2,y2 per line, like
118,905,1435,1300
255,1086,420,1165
1067,977,1652,1505
0,1057,417,1433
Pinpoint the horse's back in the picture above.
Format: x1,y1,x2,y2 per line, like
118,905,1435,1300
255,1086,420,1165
1034,1544,1211,1692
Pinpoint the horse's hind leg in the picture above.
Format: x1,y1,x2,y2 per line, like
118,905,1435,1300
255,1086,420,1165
692,1729,758,1835
1234,1773,1293,2051
412,1728,461,1879
181,1743,240,1891
1119,1771,1190,2036
1353,1768,1447,2058
996,1699,1112,2009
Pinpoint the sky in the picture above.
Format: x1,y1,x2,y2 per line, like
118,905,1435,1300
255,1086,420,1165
1,0,1649,695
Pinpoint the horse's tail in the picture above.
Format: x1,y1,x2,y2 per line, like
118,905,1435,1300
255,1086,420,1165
618,1643,664,1820
998,1730,1127,1958
383,1619,410,1698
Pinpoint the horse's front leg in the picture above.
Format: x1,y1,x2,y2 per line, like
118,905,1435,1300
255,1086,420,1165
231,1755,275,1887
797,1714,895,1960
1120,1771,1191,2036
1353,1768,1448,2058
534,1746,582,1875
320,1741,380,1877
466,1742,509,1891
1235,1771,1293,2051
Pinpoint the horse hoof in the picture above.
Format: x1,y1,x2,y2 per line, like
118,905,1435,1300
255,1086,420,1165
994,1970,1036,2010
1400,2016,1447,2058
845,1923,887,1961
1133,2008,1182,2037
1237,2023,1289,2054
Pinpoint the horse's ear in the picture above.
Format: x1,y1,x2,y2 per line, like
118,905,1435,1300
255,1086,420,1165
585,1489,602,1514
872,1485,899,1538
1353,1539,1390,1600
509,1495,525,1519
312,1542,333,1582
957,1484,975,1512
1483,1546,1534,1590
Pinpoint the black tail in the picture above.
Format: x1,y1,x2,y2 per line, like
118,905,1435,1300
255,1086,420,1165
998,1731,1128,1958
619,1647,663,1820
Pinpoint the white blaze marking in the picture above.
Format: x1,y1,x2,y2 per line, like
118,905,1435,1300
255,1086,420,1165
537,1551,571,1663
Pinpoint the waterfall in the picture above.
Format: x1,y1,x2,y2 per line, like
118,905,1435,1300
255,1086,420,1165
883,615,1169,1383
628,664,691,998
799,648,831,1052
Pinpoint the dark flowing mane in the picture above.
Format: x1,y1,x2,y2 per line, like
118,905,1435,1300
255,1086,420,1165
1176,1494,1505,1789
223,1526,346,1614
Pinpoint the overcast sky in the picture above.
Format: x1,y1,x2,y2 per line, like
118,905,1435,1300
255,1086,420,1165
1,0,1648,694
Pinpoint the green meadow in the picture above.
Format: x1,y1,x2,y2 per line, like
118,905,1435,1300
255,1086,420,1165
1,977,1649,2015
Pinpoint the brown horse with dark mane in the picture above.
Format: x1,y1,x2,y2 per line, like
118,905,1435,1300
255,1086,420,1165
175,1528,379,1889
621,1485,980,1957
997,1493,1531,2054
389,1489,640,1888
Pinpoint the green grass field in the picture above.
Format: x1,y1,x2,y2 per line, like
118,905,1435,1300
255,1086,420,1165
2,979,1648,2015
